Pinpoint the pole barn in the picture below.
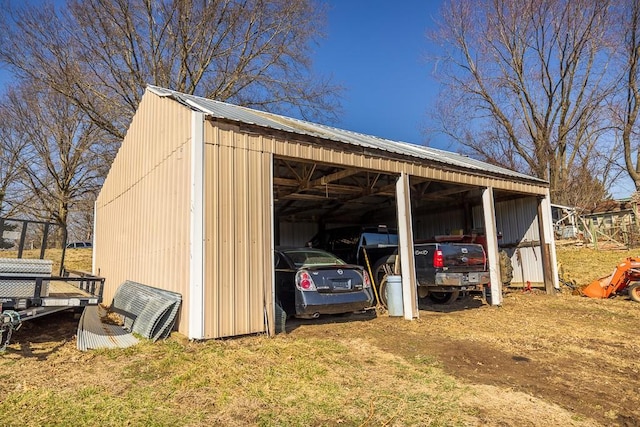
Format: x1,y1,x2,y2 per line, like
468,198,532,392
94,86,557,339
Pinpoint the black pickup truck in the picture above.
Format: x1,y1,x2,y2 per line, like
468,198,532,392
308,226,494,304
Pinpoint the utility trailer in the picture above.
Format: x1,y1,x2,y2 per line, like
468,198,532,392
0,217,105,350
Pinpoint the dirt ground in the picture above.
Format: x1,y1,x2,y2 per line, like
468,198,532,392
287,290,640,427
3,288,639,426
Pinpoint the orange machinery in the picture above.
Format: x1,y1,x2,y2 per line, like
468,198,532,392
582,257,640,302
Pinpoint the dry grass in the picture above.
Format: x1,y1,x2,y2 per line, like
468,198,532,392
555,245,636,286
0,248,93,274
0,245,638,426
0,324,477,426
59,248,93,273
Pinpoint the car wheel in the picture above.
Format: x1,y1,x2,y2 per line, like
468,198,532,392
628,282,640,302
428,291,460,304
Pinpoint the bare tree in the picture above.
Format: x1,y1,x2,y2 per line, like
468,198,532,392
429,0,615,206
0,0,341,142
0,95,29,217
5,81,106,238
615,0,640,192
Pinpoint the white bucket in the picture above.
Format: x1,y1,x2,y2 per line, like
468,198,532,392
386,275,403,316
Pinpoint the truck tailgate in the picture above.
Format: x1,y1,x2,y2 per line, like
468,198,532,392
439,243,487,271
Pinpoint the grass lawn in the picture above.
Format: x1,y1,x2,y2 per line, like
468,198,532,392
0,245,637,426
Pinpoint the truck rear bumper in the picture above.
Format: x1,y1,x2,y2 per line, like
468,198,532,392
435,272,490,287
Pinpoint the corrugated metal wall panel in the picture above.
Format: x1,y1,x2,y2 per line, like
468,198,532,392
218,144,235,336
203,127,273,339
495,198,540,244
413,210,465,240
278,222,318,247
234,135,250,335
510,246,544,286
94,93,193,335
473,198,540,242
473,197,544,285
255,147,275,336
204,134,219,338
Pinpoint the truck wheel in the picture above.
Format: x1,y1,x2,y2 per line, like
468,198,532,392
372,256,395,306
428,291,460,304
417,286,429,299
378,276,389,308
628,282,640,302
372,256,396,285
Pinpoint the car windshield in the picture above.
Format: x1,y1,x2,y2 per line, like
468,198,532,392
283,250,346,268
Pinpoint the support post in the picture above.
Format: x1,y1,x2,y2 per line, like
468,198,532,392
189,111,206,339
482,187,502,305
396,173,418,319
538,191,558,293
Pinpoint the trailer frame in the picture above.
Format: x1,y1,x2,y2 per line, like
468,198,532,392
0,217,105,350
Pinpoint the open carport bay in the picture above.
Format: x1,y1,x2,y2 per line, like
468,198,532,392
273,158,398,236
273,156,490,244
273,158,502,236
272,156,541,291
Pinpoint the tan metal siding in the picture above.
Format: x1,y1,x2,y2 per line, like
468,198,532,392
493,198,541,243
203,128,274,339
94,93,193,335
213,122,548,196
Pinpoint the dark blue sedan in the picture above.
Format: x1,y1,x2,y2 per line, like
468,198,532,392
274,248,374,319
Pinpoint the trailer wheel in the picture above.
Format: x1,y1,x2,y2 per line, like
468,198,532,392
628,282,640,302
428,291,460,304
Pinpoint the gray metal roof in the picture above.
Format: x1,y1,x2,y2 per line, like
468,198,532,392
147,85,547,184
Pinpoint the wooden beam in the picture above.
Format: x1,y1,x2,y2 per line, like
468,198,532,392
281,193,335,201
273,177,299,187
310,168,359,186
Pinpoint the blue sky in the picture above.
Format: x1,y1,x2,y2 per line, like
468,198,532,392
312,1,636,198
314,0,443,148
0,0,441,147
0,0,634,198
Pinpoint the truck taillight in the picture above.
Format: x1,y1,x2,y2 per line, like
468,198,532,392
363,270,371,288
296,271,317,291
433,249,444,268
